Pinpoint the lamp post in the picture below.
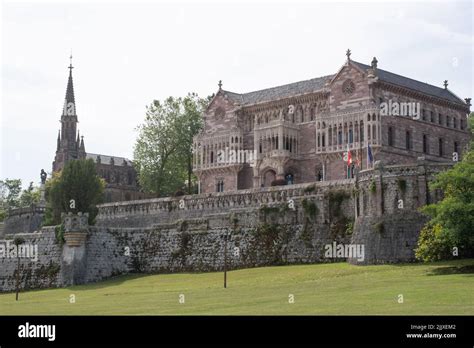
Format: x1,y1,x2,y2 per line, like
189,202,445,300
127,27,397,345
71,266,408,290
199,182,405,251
14,237,24,301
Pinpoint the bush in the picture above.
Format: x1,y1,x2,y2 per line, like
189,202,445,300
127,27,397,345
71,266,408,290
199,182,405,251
415,223,454,262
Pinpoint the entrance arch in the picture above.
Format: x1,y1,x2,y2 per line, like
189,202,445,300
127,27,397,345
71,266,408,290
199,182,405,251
262,169,276,187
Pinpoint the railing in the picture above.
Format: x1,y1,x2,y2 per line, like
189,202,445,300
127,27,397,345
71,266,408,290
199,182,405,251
7,205,46,217
96,179,355,220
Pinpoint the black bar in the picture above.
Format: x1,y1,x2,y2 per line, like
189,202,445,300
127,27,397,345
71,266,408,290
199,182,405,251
0,316,472,346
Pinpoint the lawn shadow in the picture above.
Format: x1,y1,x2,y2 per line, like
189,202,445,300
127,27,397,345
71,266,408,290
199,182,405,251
65,273,152,292
427,265,474,276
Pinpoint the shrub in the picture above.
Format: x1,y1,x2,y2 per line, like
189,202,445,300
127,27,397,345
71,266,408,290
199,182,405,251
415,223,454,262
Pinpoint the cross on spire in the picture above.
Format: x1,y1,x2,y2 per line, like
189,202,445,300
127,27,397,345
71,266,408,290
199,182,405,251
218,80,222,90
346,49,351,61
69,52,74,73
443,80,448,89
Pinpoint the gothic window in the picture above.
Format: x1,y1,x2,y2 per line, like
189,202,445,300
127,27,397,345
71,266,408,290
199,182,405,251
215,107,225,119
210,151,214,163
310,107,316,121
453,118,457,129
439,138,443,157
422,109,426,121
423,134,428,154
360,124,364,142
430,111,434,123
338,131,342,145
438,113,443,125
216,179,224,192
446,116,451,127
349,129,353,144
342,79,355,96
322,133,326,147
405,130,412,150
388,127,394,146
454,141,459,154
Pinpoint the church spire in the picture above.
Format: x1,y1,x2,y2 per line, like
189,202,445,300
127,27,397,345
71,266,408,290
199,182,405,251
63,54,76,116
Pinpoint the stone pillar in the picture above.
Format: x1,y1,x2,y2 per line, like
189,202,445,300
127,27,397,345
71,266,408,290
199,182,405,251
374,160,384,216
61,212,89,286
416,156,428,206
39,183,46,206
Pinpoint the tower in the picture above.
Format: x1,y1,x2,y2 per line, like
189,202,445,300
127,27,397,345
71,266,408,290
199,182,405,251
53,56,86,172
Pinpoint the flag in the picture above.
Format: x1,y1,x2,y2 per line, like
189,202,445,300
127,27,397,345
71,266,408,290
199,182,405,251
367,144,374,168
355,149,361,167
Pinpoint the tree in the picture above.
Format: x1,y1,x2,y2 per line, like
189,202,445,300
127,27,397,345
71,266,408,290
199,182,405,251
416,112,474,261
0,179,22,210
44,159,105,226
19,182,40,207
0,179,40,222
134,93,206,196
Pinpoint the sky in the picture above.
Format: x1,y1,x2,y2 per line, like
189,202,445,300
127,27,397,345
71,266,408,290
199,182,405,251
1,0,473,189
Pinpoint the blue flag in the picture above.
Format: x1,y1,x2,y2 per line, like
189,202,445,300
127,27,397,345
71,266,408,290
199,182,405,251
367,144,374,166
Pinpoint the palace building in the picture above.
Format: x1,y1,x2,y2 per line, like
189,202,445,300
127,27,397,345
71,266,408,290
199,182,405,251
192,51,471,193
52,59,146,202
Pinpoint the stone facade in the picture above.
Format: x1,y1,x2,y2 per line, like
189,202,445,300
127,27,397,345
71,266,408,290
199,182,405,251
192,54,471,193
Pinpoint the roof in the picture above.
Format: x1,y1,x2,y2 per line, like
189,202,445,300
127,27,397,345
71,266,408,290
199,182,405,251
221,61,466,107
352,61,465,104
223,75,334,106
86,153,132,166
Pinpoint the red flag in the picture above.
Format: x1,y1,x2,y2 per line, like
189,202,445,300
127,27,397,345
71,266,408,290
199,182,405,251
347,147,352,166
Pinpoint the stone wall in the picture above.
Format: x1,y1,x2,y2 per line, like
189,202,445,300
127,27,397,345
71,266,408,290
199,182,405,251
348,160,451,264
0,228,63,292
3,205,45,235
0,161,454,292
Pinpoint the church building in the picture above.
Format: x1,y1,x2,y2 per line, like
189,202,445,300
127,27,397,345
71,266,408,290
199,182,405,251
52,58,147,202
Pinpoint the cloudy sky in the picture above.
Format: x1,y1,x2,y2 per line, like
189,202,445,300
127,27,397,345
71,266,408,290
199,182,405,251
1,0,472,188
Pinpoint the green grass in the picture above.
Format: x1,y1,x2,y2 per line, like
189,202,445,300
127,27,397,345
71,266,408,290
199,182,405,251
1,259,473,315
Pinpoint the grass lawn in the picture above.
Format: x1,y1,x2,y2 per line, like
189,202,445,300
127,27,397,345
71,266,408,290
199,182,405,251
0,259,473,315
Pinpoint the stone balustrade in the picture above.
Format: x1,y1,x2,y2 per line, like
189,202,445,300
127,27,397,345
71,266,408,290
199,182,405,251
96,179,355,225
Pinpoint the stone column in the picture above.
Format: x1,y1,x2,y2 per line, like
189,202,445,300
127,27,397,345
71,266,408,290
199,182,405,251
61,212,89,286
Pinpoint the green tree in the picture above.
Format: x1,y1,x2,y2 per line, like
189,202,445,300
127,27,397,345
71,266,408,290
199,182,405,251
134,93,206,196
0,179,22,210
19,182,40,207
416,112,474,261
44,159,105,226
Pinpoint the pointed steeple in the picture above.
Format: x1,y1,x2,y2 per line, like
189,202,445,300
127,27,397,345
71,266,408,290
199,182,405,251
54,55,80,172
79,135,86,159
63,54,76,116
